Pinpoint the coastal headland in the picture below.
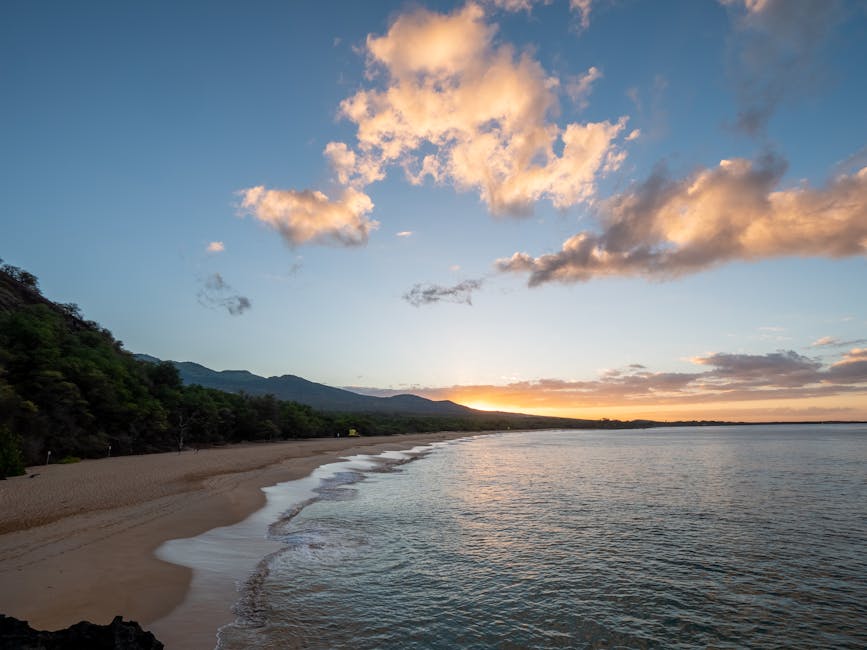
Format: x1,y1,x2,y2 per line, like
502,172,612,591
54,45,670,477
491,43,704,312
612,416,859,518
0,432,476,647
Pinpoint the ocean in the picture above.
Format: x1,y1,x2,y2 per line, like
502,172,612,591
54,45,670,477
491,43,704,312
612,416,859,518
184,425,867,649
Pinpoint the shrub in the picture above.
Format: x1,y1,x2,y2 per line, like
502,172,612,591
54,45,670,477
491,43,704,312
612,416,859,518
0,426,25,478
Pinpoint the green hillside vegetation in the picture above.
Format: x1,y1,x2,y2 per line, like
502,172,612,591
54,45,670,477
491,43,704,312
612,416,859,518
0,261,338,476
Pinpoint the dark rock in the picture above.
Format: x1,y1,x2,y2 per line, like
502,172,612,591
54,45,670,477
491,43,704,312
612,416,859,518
0,614,163,649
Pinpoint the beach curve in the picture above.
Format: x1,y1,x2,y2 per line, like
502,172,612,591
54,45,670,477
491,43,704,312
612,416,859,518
0,432,474,644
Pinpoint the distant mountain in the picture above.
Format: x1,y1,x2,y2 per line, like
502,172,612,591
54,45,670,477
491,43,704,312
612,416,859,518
135,356,479,416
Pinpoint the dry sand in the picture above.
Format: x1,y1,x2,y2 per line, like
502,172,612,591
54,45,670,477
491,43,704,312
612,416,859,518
0,432,478,646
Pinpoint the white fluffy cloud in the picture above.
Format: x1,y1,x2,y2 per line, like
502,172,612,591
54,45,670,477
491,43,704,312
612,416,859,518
330,2,627,215
499,157,867,285
240,2,622,250
239,186,378,247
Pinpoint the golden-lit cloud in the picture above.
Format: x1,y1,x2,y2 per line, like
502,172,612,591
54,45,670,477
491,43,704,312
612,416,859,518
239,186,378,247
827,348,867,383
810,336,867,349
499,156,867,285
330,2,628,215
348,347,867,420
206,241,225,253
240,2,624,252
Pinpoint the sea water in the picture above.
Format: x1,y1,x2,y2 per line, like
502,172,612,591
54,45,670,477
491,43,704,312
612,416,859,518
216,425,867,649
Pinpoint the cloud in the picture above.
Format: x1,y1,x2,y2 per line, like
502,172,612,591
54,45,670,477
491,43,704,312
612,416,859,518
331,2,628,216
487,0,594,29
834,145,867,177
403,278,484,306
239,2,626,252
197,273,252,316
722,0,843,134
827,348,867,383
566,66,602,111
498,156,867,285
396,231,413,238
810,336,867,348
206,241,225,253
354,347,867,410
239,185,378,247
569,0,593,30
487,0,536,12
691,350,822,388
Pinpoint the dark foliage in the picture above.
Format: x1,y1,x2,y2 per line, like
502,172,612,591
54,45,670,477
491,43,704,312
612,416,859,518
0,298,342,465
0,264,342,467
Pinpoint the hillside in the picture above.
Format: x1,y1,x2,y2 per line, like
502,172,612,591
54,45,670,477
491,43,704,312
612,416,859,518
137,356,479,416
0,261,338,474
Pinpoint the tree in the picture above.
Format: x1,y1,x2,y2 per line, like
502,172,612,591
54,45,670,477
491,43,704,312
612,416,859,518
1,262,40,293
0,425,25,479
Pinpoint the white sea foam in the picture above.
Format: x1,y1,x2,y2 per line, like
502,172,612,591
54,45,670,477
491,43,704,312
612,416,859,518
153,443,456,648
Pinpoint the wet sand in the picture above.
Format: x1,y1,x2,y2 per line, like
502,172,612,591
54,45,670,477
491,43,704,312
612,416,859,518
0,433,476,646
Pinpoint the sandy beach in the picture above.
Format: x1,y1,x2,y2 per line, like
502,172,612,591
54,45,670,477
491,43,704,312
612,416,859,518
0,432,477,647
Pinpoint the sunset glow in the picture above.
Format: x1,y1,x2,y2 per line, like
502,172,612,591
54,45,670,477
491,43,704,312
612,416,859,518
3,0,865,423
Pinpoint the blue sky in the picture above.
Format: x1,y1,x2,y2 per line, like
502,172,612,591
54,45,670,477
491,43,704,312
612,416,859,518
2,0,866,420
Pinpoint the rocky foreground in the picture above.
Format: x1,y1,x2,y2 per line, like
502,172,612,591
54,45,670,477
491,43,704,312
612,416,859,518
0,615,163,649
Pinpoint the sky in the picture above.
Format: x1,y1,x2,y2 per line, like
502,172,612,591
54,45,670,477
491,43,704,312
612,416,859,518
2,0,866,422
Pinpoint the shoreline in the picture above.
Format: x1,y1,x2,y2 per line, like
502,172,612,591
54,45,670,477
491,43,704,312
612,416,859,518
0,432,481,646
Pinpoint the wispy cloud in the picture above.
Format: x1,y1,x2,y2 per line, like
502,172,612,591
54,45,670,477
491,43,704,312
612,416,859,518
396,231,413,238
498,155,867,285
570,0,593,31
197,273,252,316
566,66,602,110
487,0,594,29
403,278,484,307
206,241,225,253
722,0,843,135
811,336,867,349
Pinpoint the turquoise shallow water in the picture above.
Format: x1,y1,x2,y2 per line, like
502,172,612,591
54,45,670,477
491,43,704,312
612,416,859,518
217,425,867,649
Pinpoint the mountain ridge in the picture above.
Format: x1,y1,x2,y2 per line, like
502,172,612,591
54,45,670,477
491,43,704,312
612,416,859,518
136,355,481,416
